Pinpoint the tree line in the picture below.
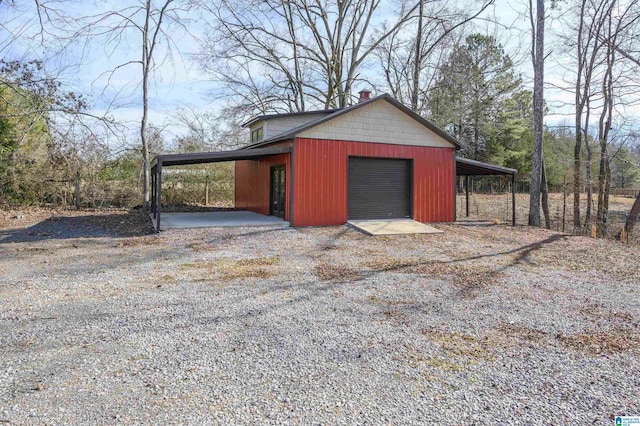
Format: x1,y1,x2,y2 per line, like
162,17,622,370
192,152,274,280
1,0,639,236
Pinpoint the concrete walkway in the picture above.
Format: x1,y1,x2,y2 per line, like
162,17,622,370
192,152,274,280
347,219,443,235
159,211,289,230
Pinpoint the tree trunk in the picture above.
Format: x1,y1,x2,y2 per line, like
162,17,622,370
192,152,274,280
205,175,210,205
585,141,592,225
597,11,615,236
529,0,545,227
573,133,582,232
572,0,589,234
596,146,607,231
562,173,567,232
75,170,81,210
602,157,611,235
410,0,423,111
623,191,640,235
141,1,151,212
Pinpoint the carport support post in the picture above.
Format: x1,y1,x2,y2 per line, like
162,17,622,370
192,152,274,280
511,173,516,226
465,175,470,217
156,160,162,232
151,169,155,218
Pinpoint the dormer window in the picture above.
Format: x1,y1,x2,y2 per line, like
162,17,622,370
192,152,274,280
251,126,264,142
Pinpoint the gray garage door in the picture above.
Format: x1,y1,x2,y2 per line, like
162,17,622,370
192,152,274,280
348,157,412,220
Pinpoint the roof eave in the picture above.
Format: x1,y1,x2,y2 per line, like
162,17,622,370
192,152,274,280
455,157,517,175
241,108,341,128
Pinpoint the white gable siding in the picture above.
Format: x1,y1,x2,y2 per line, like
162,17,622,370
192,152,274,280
299,100,455,148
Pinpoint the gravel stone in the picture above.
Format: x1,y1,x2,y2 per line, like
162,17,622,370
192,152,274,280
1,216,639,424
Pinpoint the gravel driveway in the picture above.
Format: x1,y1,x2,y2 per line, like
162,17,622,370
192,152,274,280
1,212,639,425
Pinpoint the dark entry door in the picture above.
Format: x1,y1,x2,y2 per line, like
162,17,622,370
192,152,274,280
270,165,286,218
348,157,412,220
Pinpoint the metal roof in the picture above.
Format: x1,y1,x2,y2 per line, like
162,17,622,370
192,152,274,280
456,157,517,176
243,94,464,150
151,145,291,168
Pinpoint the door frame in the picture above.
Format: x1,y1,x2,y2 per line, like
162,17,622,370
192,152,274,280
269,164,286,218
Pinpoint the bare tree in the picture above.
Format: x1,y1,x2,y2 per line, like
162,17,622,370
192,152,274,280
0,0,75,54
553,0,601,231
614,43,640,238
197,0,419,119
1,3,115,130
377,0,494,114
557,0,640,235
528,0,545,227
76,1,192,210
594,0,640,234
172,106,245,150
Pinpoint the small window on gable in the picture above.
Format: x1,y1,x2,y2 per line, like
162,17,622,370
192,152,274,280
251,126,264,142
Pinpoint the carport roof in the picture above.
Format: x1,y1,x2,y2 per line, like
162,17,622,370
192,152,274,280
456,157,517,176
151,145,291,168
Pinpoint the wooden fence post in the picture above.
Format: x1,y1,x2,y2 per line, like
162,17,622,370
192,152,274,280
205,175,210,206
75,170,81,210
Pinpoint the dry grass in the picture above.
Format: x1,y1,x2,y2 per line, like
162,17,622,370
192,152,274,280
458,192,639,243
314,264,363,282
557,328,640,355
409,262,502,298
497,322,639,355
497,324,550,344
579,303,636,324
498,234,640,282
422,329,497,362
403,348,466,373
366,294,415,306
186,240,219,253
158,275,178,286
403,329,497,374
362,256,416,272
181,256,281,281
115,235,164,247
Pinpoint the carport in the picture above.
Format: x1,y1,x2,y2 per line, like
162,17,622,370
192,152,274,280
455,157,518,226
150,145,291,232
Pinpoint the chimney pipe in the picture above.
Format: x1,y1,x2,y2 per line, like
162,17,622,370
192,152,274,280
358,90,371,103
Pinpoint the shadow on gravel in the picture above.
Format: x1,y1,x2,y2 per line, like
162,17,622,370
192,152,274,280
0,211,154,244
185,227,295,247
372,233,572,275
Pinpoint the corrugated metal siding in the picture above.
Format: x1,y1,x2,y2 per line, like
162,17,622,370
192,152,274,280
293,138,454,226
235,152,290,221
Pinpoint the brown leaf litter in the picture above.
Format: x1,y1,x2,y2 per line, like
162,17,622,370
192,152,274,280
181,256,282,281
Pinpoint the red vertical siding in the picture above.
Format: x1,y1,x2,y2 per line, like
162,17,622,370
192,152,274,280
293,138,455,226
235,152,291,221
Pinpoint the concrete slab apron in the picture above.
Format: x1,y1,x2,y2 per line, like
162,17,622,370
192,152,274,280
159,211,290,230
347,219,443,235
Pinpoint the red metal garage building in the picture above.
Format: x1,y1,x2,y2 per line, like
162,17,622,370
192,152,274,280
151,92,515,231
235,92,459,227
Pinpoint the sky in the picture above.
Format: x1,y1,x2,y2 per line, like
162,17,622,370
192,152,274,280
1,0,635,147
